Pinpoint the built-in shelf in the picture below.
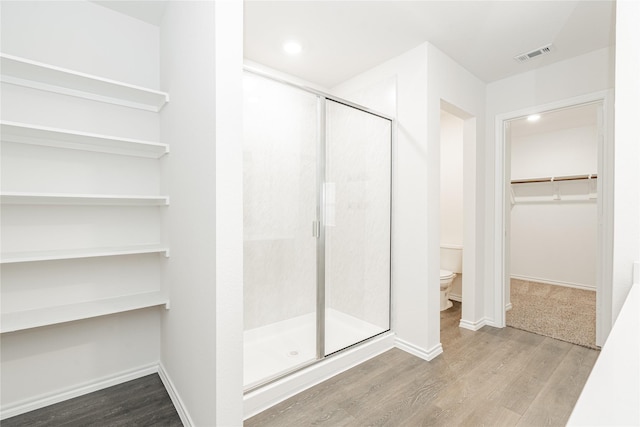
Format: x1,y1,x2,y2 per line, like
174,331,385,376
1,245,170,264
1,121,168,158
0,53,169,112
1,192,169,206
0,291,169,333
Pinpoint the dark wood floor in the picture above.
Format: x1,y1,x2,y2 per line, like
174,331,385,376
245,301,600,427
2,373,182,427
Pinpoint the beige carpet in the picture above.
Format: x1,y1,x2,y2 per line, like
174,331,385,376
506,279,597,349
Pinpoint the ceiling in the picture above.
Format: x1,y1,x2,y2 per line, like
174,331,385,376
92,1,168,26
510,102,599,138
94,1,616,88
244,0,615,87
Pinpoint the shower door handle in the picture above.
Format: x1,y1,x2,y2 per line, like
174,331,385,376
312,220,320,238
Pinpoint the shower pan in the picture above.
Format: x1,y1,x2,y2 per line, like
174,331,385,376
243,70,392,390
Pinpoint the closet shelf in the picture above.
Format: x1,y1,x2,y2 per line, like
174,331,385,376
0,53,169,112
511,174,597,184
1,121,168,158
1,192,169,206
0,291,169,333
1,245,170,264
510,174,597,204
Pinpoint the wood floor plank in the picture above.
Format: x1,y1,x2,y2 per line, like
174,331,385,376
2,374,182,427
427,328,541,419
245,302,600,427
517,344,599,426
460,398,523,427
341,361,450,426
492,336,573,415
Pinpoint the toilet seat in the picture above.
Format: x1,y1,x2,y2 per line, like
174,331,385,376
440,269,455,280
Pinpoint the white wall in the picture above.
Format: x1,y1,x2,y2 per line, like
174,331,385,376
0,1,163,415
440,110,464,247
510,122,598,289
486,47,614,327
612,0,640,325
511,126,598,180
160,1,243,425
332,42,485,356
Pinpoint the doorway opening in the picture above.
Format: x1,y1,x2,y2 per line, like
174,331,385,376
439,100,479,337
506,103,599,348
494,91,614,347
439,109,464,316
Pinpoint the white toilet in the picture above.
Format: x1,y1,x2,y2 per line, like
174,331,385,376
440,246,463,311
439,269,456,311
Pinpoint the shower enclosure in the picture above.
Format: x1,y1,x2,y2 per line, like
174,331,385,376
243,70,392,390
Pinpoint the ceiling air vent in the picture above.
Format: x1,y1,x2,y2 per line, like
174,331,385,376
514,44,553,63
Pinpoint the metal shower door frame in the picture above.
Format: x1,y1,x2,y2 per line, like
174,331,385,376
243,66,394,392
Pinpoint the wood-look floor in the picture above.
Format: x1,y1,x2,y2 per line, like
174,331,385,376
245,302,599,427
2,374,182,427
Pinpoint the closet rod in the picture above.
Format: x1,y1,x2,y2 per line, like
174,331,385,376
511,174,597,184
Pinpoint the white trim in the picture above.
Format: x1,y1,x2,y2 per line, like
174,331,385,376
158,363,194,427
510,275,596,291
505,303,513,311
493,90,613,347
459,317,489,331
243,332,395,420
0,363,158,420
394,337,442,361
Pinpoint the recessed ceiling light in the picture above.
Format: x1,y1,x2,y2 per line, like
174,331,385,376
527,114,541,122
283,40,302,55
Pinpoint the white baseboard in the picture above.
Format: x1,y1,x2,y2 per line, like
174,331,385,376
394,338,442,361
459,317,489,331
505,302,513,311
510,275,596,291
0,363,159,420
158,363,194,427
243,332,395,420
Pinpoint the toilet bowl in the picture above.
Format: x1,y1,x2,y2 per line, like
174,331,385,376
440,269,457,311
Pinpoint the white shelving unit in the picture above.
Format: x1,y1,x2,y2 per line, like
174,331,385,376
1,121,169,158
1,52,170,333
1,192,169,206
0,53,169,112
1,292,169,333
1,244,169,264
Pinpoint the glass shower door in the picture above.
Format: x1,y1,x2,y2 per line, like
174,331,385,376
324,100,392,355
243,73,319,388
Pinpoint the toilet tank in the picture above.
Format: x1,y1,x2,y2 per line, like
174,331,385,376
441,245,463,274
